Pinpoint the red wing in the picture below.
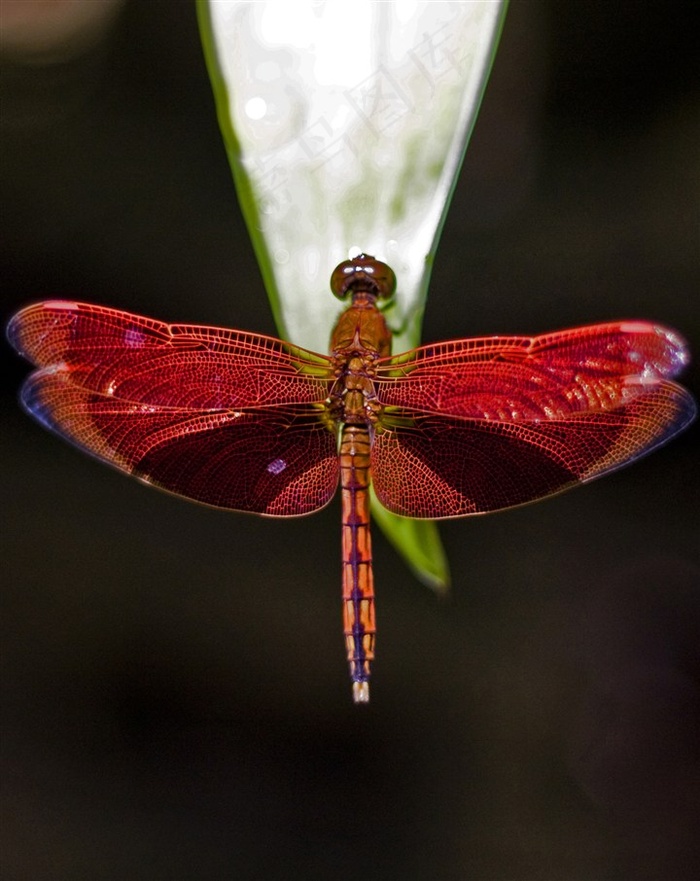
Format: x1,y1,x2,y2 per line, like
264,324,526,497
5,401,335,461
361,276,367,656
375,322,690,419
372,381,695,517
8,301,334,409
372,320,695,515
21,369,338,516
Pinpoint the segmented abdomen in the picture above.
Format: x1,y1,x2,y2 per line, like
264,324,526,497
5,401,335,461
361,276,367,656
339,424,376,703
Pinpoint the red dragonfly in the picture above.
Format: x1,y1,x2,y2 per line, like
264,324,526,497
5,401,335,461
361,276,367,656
8,255,696,702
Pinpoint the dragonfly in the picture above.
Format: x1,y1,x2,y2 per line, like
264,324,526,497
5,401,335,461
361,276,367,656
7,255,696,702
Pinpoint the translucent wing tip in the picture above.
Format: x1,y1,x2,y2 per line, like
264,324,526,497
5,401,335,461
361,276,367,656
619,321,692,375
6,306,29,354
353,681,370,704
6,301,79,363
659,326,693,373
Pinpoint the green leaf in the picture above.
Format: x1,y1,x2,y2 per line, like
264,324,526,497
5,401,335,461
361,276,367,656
197,0,507,590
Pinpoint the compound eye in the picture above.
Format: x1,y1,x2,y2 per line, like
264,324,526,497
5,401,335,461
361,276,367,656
330,254,397,301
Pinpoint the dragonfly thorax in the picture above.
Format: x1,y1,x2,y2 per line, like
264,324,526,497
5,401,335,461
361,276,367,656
330,303,392,358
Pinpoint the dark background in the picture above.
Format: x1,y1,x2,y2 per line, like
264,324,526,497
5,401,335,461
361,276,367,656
2,2,698,879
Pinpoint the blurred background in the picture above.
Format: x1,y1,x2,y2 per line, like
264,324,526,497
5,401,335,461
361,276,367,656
2,2,698,878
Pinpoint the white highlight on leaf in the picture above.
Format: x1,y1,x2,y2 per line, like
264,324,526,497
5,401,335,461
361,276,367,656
244,96,267,119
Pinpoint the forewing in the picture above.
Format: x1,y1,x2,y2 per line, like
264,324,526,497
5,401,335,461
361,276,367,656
22,369,339,516
372,382,695,517
376,322,690,419
8,301,334,408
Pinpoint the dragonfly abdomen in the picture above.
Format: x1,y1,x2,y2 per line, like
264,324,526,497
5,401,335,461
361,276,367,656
339,423,376,704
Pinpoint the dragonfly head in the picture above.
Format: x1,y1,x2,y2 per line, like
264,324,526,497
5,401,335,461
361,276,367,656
330,255,396,304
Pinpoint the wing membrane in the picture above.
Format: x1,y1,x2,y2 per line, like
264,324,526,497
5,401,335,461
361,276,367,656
376,322,690,419
372,381,695,517
8,301,334,409
22,369,338,516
